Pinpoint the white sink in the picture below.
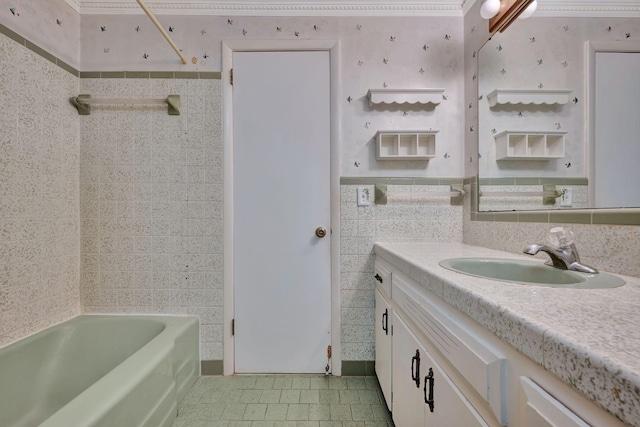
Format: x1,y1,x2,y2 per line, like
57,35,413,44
439,258,625,289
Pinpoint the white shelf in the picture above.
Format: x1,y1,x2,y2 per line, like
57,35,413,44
495,131,566,161
368,89,445,107
487,89,573,107
376,130,438,160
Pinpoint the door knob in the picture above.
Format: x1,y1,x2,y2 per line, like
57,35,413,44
315,227,327,238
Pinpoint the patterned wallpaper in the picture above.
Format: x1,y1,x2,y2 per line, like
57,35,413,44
0,0,79,67
79,15,465,178
477,17,640,180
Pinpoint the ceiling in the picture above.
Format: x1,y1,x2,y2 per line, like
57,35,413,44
64,0,640,16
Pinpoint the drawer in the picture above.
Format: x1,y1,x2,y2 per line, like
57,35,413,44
520,377,589,427
374,260,392,298
393,272,507,426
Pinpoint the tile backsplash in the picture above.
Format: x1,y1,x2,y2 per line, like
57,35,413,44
79,77,224,360
340,180,463,360
0,31,80,347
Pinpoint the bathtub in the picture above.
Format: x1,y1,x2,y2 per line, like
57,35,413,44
0,314,199,427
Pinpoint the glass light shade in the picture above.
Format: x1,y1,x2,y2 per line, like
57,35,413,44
480,0,501,19
519,0,538,19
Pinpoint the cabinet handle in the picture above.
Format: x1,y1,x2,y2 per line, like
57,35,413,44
382,309,388,335
424,367,434,412
374,273,383,283
411,349,421,388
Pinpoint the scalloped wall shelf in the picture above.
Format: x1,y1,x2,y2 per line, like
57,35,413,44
487,89,573,107
367,89,445,107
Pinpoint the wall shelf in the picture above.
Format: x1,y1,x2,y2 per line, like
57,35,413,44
487,89,573,107
495,131,566,160
376,130,438,160
368,89,445,108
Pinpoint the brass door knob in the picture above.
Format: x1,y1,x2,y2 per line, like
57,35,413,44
315,227,327,238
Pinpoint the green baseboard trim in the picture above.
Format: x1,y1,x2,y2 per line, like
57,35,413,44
341,360,376,376
201,360,224,375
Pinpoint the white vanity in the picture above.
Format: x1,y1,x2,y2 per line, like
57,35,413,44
374,242,640,427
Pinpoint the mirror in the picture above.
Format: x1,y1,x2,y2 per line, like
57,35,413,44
477,14,640,212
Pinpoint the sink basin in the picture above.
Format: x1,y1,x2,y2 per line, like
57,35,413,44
439,258,625,289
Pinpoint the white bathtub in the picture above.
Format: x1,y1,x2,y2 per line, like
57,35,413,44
0,315,199,427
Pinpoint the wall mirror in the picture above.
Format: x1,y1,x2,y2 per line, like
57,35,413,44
477,13,640,212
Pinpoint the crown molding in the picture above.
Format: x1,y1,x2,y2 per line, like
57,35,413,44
65,1,464,16
64,0,640,17
536,4,640,17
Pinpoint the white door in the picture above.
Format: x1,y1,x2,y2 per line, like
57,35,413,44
233,50,332,374
594,51,640,208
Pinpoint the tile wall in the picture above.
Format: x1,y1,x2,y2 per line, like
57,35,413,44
0,31,81,347
79,76,224,360
340,180,463,360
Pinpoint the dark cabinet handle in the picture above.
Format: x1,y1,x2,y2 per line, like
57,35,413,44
374,273,383,283
382,309,388,335
424,367,434,412
411,349,421,388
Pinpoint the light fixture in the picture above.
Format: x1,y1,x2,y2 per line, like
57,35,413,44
518,0,537,19
480,0,501,20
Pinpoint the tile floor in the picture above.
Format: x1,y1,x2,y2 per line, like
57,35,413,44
171,375,394,427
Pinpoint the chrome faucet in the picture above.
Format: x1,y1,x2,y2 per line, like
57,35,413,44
523,228,598,274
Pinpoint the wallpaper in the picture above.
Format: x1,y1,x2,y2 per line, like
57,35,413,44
80,15,465,178
0,0,79,67
477,17,640,180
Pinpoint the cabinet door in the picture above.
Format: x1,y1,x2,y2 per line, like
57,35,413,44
375,288,392,411
392,313,425,427
424,357,490,427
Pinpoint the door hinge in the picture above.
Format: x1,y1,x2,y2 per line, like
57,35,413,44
325,345,332,373
232,318,235,336
230,68,234,85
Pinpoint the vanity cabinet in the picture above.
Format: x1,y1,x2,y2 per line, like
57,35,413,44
375,258,503,427
392,312,489,427
375,288,392,410
374,254,628,427
374,261,393,410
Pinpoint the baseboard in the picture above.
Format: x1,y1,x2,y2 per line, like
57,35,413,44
341,360,376,376
201,360,224,375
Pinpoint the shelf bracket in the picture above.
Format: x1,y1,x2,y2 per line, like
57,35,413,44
70,94,91,115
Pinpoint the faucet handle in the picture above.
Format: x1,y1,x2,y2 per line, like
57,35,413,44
548,227,574,248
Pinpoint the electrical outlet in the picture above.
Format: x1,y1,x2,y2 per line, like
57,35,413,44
560,188,573,207
357,187,370,206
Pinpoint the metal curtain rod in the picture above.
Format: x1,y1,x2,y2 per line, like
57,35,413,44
69,94,181,115
136,0,188,65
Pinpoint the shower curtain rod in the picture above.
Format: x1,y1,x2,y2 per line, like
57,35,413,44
136,0,188,65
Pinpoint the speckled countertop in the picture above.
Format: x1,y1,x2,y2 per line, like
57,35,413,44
374,242,640,427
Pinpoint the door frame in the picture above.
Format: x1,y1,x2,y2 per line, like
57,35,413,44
222,40,342,375
586,40,640,206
